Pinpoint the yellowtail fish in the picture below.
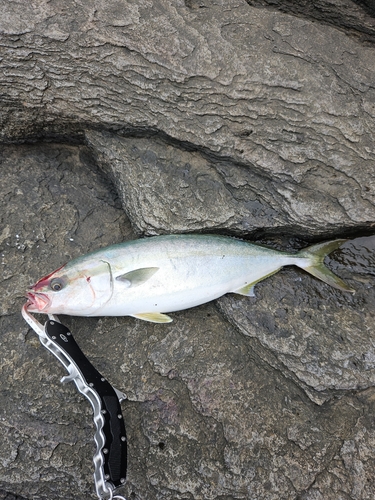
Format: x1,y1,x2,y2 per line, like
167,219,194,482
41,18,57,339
26,234,353,322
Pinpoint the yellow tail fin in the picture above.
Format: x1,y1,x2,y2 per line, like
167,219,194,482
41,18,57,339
296,239,354,293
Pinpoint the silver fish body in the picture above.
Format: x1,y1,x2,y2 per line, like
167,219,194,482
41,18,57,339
26,234,353,322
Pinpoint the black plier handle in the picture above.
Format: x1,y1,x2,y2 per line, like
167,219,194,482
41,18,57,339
21,304,127,500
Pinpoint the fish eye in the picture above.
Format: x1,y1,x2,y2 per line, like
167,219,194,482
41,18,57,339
50,278,64,292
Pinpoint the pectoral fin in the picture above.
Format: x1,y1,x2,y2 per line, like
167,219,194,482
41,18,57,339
116,267,159,288
131,312,173,323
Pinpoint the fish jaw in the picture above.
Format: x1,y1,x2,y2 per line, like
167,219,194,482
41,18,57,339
26,292,51,312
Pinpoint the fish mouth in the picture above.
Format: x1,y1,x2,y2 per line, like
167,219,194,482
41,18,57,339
26,292,51,312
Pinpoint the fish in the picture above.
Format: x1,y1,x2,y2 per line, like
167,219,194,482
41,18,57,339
25,234,354,323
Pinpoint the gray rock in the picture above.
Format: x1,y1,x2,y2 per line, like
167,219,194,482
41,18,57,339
299,388,375,500
1,0,375,499
217,235,375,403
1,143,375,500
245,0,375,44
1,0,375,195
85,130,283,236
85,130,375,237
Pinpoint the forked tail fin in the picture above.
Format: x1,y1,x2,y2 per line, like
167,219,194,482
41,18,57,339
296,239,355,293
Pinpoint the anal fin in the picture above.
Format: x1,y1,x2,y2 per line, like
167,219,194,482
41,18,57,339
131,312,173,323
233,268,282,297
233,284,256,297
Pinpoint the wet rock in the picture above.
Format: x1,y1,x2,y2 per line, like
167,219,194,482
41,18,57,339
300,388,375,500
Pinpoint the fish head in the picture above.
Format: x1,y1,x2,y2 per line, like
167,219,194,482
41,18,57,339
26,259,114,316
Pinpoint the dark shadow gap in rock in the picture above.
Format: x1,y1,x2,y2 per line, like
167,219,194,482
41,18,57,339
354,0,375,17
244,0,375,45
247,225,375,244
0,490,29,500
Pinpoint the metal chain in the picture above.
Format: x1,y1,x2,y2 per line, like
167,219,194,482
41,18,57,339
104,488,127,500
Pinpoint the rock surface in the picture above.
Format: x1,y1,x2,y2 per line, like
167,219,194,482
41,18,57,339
246,0,375,44
1,143,374,500
86,129,375,238
1,0,375,182
1,0,375,499
218,235,375,403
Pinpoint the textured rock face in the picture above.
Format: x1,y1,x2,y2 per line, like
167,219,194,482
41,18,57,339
218,236,375,402
1,0,375,178
1,1,375,499
0,145,133,500
85,130,375,238
1,146,375,500
246,0,375,43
